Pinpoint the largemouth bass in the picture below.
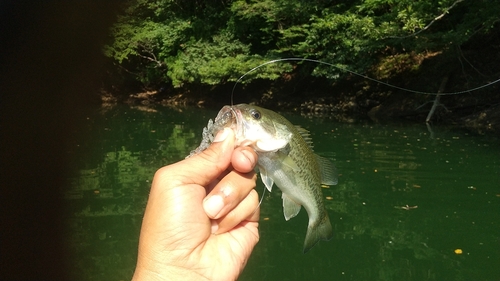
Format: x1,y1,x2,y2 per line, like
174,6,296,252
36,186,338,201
190,104,337,252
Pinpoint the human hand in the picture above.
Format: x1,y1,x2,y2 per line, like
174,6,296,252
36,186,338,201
132,128,260,281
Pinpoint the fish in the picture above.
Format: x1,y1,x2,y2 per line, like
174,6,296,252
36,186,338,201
190,103,338,252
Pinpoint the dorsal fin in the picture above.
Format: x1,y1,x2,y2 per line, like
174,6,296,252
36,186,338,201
295,126,314,150
315,155,338,185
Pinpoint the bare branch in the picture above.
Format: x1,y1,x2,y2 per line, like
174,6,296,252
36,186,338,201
136,42,164,68
426,76,449,123
386,0,465,39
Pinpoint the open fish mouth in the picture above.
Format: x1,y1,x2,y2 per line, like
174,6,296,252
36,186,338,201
214,105,258,148
186,105,239,158
215,105,242,135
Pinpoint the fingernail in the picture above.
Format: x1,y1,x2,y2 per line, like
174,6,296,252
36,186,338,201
213,128,229,143
210,220,219,234
241,149,256,167
203,195,224,218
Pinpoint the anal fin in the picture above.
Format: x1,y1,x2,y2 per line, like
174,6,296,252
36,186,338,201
282,193,301,221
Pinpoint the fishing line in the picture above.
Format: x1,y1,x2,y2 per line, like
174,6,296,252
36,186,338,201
230,57,500,102
251,184,266,217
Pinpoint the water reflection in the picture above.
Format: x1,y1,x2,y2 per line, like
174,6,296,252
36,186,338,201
64,105,499,281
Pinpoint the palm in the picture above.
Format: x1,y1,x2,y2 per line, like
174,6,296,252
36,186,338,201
163,183,259,280
192,223,259,280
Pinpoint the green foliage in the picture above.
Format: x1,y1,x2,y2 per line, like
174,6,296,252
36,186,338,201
105,0,500,89
168,32,292,86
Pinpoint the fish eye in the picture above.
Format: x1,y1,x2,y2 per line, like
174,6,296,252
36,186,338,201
250,109,261,120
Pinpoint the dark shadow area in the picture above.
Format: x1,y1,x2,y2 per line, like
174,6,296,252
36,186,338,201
0,1,121,279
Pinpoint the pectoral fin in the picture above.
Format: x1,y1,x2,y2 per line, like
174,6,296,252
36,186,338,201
282,155,300,172
282,193,301,221
316,155,338,185
260,170,274,192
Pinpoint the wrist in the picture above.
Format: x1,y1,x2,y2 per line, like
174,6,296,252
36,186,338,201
132,263,209,281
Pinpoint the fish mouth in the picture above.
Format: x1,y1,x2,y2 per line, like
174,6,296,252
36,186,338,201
215,105,241,134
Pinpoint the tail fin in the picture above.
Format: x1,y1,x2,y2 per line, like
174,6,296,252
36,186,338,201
303,212,333,253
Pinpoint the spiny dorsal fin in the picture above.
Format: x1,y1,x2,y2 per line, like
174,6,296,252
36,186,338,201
315,155,338,185
295,126,314,150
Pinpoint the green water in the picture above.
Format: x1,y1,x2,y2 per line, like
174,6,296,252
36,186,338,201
64,105,499,281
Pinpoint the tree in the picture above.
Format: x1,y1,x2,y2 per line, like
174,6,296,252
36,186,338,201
105,0,500,91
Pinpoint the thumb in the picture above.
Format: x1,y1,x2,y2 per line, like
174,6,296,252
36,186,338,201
180,128,235,186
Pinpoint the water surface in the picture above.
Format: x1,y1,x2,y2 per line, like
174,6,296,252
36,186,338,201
64,105,499,281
